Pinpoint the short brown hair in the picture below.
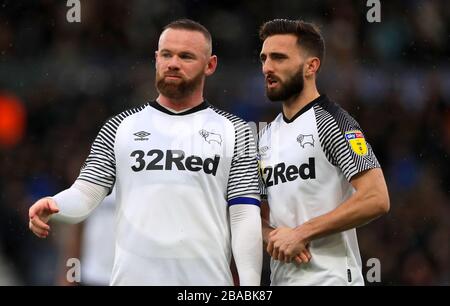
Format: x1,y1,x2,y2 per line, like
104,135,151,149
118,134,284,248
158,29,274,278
163,19,212,51
259,19,325,68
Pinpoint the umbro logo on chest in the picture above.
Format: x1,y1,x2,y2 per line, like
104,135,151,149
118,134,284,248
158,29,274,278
134,131,151,141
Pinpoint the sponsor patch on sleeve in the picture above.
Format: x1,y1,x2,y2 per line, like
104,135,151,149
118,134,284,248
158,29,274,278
345,130,368,156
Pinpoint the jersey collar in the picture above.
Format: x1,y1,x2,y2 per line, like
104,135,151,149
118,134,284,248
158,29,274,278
149,100,209,116
282,94,328,124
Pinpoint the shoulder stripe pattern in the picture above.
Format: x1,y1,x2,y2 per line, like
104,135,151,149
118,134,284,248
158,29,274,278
209,106,260,202
78,104,149,189
314,102,380,181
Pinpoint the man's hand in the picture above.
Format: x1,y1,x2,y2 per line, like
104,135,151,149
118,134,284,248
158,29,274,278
267,226,312,264
29,197,59,238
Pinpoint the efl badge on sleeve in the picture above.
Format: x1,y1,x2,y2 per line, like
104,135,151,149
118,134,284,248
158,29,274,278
345,130,368,156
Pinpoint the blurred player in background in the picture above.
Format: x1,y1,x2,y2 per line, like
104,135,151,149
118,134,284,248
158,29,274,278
28,19,262,286
57,189,116,286
258,19,390,285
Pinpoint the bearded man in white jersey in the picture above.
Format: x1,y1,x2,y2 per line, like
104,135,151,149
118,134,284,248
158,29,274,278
258,19,390,285
28,19,262,286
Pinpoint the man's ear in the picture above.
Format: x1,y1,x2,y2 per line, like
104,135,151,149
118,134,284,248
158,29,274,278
205,55,218,76
305,57,321,77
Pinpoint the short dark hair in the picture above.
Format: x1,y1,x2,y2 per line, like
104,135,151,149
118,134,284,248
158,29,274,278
259,19,325,69
163,18,212,49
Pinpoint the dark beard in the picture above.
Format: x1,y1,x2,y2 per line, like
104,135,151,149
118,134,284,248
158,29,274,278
156,71,204,100
266,65,304,101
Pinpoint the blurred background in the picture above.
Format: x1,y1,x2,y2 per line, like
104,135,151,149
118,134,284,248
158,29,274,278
0,0,448,285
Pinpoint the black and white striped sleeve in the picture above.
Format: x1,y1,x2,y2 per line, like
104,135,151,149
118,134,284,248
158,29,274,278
226,119,261,204
77,118,118,191
77,105,147,190
315,104,380,181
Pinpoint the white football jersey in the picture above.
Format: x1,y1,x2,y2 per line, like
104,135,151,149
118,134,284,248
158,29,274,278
259,95,380,286
78,101,260,285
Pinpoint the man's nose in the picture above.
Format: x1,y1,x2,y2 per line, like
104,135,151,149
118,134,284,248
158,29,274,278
167,56,181,70
262,59,274,75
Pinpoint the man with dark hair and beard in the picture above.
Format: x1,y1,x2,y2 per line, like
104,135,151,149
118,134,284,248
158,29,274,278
258,19,390,285
28,19,263,286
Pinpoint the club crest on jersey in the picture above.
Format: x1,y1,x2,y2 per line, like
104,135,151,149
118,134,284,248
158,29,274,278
345,130,368,156
134,131,151,141
297,134,314,148
259,146,269,155
199,129,222,145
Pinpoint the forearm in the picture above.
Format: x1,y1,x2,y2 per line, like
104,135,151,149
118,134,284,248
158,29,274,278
299,192,384,242
52,179,109,224
298,170,389,242
230,203,262,286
